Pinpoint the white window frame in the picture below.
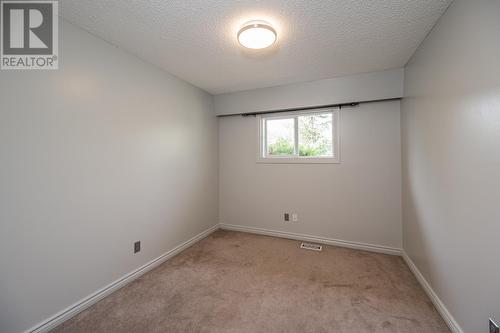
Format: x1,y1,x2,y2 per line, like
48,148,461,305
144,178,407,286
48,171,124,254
257,108,341,164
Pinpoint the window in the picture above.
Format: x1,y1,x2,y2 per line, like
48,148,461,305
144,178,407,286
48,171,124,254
258,109,340,163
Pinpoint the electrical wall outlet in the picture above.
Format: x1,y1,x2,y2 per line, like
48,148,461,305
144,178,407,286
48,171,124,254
490,318,499,333
134,241,141,254
292,213,298,222
284,213,290,222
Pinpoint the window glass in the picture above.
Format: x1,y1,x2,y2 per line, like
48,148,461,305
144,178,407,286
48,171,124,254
266,118,295,157
259,109,339,163
298,113,333,157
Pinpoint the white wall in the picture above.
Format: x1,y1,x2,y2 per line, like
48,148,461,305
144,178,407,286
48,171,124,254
401,0,500,332
0,21,218,333
214,69,404,116
219,100,402,249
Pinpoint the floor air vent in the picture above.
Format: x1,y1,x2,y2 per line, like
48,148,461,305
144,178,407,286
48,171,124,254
300,242,322,251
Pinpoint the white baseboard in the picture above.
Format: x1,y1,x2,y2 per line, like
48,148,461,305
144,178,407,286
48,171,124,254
402,252,463,333
219,223,403,256
24,224,461,333
26,224,219,333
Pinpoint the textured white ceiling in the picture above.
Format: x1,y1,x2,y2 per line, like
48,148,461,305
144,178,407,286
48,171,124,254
60,0,452,94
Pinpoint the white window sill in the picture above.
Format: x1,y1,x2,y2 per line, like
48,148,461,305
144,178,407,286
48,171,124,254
256,157,341,164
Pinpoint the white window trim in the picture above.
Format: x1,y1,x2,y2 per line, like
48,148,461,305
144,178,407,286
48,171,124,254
256,108,341,164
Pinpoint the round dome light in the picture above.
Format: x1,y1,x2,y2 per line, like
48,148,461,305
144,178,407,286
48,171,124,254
237,21,277,49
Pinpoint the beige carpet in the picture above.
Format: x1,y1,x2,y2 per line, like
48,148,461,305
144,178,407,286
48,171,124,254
52,230,450,333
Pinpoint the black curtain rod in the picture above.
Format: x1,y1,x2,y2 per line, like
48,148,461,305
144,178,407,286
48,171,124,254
217,97,401,117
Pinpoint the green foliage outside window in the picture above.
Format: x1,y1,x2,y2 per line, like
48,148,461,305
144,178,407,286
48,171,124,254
268,139,329,156
267,114,331,157
298,114,330,156
268,137,294,155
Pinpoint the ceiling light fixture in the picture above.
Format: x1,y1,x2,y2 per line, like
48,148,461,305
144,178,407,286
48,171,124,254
237,20,277,49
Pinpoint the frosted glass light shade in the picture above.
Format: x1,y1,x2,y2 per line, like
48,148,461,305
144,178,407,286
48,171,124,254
238,21,277,49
